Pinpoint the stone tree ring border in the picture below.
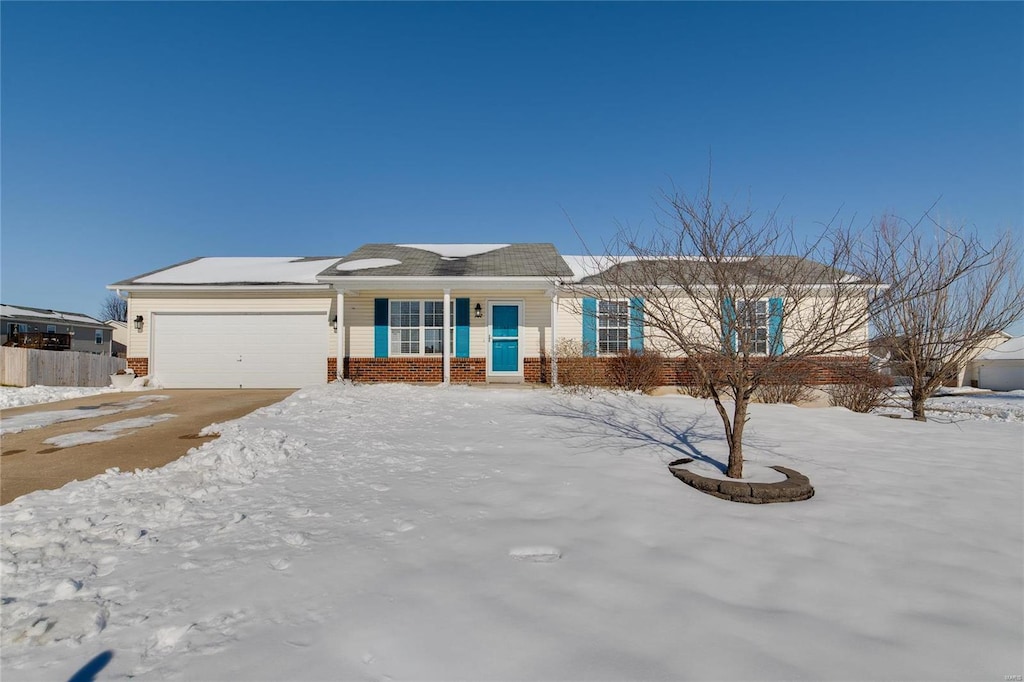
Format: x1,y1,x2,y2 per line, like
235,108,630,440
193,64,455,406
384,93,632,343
667,458,815,504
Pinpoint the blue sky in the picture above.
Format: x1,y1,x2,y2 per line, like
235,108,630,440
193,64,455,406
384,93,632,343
2,2,1021,323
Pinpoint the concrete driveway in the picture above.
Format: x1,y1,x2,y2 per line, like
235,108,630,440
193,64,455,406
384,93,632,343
1,389,294,505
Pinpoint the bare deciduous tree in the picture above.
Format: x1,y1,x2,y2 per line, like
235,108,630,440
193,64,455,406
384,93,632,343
99,292,127,322
865,213,1024,421
568,186,880,479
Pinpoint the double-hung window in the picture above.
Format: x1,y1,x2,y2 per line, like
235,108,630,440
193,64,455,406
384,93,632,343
735,299,768,354
95,330,104,345
390,300,454,356
598,300,629,354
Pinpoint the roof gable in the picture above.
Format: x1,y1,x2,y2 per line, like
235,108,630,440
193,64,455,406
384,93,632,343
324,243,573,279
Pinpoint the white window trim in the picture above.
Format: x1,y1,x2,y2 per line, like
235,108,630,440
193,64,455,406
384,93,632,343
735,298,770,356
597,298,631,356
389,299,454,357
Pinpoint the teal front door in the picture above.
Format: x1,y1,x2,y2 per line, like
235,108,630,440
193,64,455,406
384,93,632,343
491,304,519,373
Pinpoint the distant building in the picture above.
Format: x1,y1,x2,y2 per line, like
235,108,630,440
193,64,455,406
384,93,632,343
106,319,128,357
1,304,114,355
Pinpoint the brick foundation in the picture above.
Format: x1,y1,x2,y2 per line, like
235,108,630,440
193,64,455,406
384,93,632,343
524,356,549,383
327,357,338,382
126,357,149,376
344,357,529,383
556,355,875,387
340,355,873,386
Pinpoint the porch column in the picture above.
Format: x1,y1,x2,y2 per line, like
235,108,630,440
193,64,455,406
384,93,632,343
550,291,559,386
443,288,451,384
336,289,345,378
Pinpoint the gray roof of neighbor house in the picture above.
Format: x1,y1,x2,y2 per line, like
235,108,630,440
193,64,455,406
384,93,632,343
567,255,868,286
1,304,111,328
324,243,574,279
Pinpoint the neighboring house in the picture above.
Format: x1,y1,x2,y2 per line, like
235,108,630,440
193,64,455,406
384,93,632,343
1,304,114,355
872,330,1012,387
106,319,129,357
107,244,873,389
964,336,1024,391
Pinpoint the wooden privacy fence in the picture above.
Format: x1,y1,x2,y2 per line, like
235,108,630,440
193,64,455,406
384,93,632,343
0,347,127,388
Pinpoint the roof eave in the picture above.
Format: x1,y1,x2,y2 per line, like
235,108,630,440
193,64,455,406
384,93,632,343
108,284,333,293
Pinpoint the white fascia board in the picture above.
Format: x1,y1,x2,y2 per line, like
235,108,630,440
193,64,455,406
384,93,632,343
107,284,333,293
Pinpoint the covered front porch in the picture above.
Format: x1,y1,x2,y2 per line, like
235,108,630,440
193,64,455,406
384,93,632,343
330,287,561,385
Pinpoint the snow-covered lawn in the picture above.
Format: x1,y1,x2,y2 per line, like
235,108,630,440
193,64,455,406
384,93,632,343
1,384,1020,680
0,385,120,410
877,387,1024,422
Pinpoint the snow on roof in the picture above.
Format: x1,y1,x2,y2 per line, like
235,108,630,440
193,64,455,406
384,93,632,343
560,255,641,281
335,258,402,272
133,257,341,285
976,336,1024,361
396,244,510,259
0,304,106,326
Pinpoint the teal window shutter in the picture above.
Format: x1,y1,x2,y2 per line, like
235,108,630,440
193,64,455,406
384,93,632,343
455,298,470,358
721,298,736,351
629,297,644,352
374,298,388,358
582,297,597,357
769,297,784,355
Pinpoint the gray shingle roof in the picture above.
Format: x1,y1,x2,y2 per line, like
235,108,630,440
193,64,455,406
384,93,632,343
324,244,573,278
575,255,864,286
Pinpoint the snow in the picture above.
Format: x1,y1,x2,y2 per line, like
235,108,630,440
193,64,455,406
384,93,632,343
560,254,641,280
560,254,753,281
1,384,1020,680
670,458,788,482
42,414,178,448
132,257,340,285
335,258,402,271
396,243,510,258
879,387,1024,422
0,386,119,409
976,335,1024,361
1,395,170,434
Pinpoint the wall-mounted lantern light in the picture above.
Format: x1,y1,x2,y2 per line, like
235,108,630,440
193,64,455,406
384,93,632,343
474,303,483,318
133,315,144,332
331,315,338,330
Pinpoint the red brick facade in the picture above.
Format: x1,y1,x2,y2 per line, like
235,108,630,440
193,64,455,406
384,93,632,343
557,355,874,387
344,357,492,383
132,353,870,386
126,357,149,376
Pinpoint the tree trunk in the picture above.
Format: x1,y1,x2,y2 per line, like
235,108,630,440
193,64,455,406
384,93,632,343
910,391,928,421
726,391,749,479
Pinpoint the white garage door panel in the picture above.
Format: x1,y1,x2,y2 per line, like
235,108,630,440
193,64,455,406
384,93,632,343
979,364,1024,392
153,314,327,388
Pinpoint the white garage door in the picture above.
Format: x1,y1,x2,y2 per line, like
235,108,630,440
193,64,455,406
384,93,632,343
152,313,327,388
979,364,1024,392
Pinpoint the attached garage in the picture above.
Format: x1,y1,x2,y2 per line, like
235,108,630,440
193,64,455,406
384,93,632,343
151,312,328,388
969,336,1024,392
